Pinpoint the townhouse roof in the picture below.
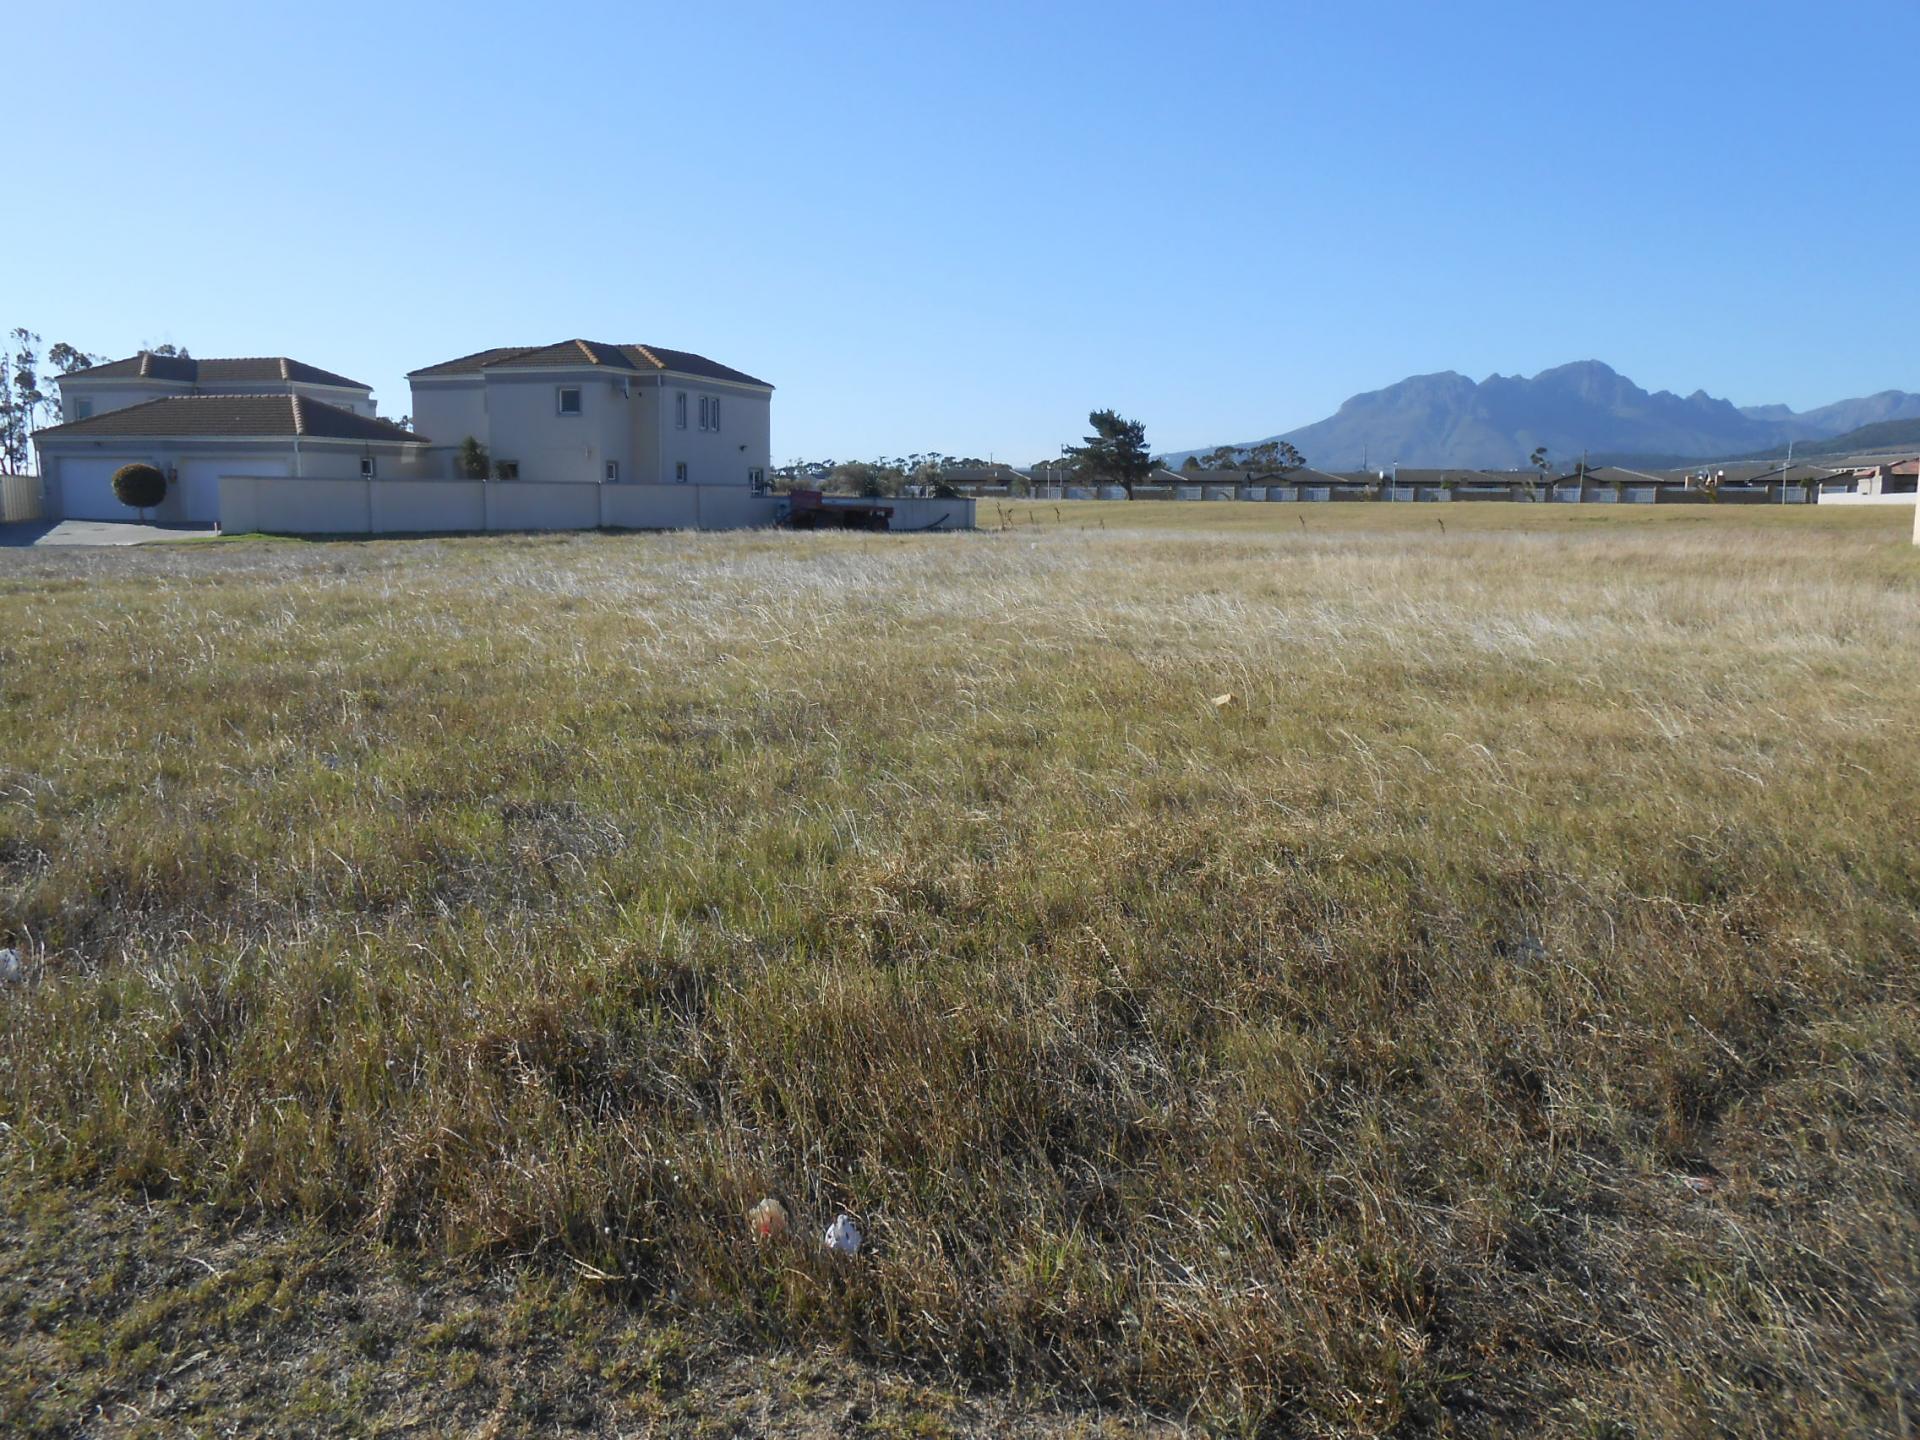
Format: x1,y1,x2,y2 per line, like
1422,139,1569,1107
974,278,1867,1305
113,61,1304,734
32,394,429,444
62,353,373,391
1732,461,1855,485
1177,466,1351,486
1825,451,1920,469
408,339,772,388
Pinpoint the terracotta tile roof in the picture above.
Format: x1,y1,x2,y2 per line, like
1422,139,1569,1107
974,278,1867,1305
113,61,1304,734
64,353,372,390
408,339,772,388
33,395,428,444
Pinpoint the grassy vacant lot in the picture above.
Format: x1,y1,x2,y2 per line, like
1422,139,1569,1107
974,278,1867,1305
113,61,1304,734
2,503,1917,1436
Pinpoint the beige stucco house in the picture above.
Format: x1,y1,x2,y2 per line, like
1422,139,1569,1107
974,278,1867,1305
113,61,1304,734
407,340,773,490
56,352,379,421
31,396,432,524
29,339,782,530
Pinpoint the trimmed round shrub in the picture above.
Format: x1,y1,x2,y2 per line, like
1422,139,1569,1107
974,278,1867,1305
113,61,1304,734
111,462,167,512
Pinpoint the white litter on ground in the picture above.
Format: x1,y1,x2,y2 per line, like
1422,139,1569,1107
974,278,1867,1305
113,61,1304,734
823,1213,863,1257
0,949,21,984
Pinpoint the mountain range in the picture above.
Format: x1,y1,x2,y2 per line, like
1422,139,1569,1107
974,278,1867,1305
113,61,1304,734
1163,361,1920,471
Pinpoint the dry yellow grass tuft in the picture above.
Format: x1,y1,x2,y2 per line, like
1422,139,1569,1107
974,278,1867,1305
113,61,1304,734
1,504,1916,1435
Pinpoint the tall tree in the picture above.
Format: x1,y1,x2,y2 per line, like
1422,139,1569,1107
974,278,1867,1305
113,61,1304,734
1243,439,1305,477
1064,409,1153,497
46,342,101,377
1526,445,1553,502
1,329,45,475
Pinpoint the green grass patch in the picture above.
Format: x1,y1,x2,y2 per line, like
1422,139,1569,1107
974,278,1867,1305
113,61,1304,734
2,510,1917,1434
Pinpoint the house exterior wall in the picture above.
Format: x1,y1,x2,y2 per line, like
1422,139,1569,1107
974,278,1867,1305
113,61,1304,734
56,380,194,418
286,383,377,417
410,369,773,488
654,377,771,487
478,371,635,483
409,378,491,454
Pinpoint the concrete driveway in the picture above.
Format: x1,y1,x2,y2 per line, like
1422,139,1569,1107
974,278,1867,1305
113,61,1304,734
0,520,216,547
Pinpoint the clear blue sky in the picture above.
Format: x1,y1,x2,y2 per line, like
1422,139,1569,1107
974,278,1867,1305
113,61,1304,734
12,1,1917,464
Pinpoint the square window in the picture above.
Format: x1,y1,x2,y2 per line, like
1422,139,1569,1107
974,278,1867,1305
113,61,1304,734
497,461,519,480
675,461,688,483
675,392,687,429
605,460,620,483
557,387,582,416
73,398,93,420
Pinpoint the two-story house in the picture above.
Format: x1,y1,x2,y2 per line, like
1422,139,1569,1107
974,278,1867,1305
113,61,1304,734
57,353,380,421
34,353,425,523
407,340,773,490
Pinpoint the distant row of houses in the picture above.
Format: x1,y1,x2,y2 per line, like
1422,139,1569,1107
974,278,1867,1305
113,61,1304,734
931,455,1920,505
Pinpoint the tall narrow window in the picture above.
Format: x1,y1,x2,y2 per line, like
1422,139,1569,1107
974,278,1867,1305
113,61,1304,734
675,461,688,483
360,455,377,479
675,392,687,429
605,460,620,483
709,397,720,431
698,396,710,431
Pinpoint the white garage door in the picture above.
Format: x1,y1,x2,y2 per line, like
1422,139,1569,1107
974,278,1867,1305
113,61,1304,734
56,457,153,519
178,458,289,523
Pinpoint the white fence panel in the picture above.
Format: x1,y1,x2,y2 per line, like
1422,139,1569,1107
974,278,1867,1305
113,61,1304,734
220,476,367,533
1,472,42,523
692,487,781,529
370,481,487,533
485,482,599,531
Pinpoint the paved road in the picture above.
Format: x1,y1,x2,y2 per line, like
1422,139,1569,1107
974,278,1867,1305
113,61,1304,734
0,520,216,547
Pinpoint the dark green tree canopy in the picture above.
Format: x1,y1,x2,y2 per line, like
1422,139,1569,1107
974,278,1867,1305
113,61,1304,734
457,436,490,479
111,462,167,512
1064,409,1153,496
1191,439,1306,475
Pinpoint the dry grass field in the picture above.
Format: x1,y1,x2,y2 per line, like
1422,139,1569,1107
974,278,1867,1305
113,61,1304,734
2,503,1917,1436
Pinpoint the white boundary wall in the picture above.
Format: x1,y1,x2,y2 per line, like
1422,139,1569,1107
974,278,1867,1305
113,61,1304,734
876,496,976,530
219,478,977,535
1818,491,1919,506
221,478,782,535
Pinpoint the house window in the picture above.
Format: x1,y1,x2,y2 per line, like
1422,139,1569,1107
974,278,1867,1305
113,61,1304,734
749,466,765,492
72,398,93,420
675,461,688,483
360,456,377,479
497,461,519,480
675,392,687,429
698,396,710,431
709,397,720,431
605,460,620,483
557,386,582,416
